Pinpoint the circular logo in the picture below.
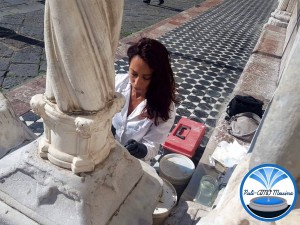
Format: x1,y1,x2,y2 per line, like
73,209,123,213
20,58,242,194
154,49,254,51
240,164,298,222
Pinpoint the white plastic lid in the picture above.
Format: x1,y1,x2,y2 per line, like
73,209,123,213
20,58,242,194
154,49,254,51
153,178,177,216
159,153,195,184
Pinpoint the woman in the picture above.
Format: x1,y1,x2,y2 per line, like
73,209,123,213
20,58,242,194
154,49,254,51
112,38,177,162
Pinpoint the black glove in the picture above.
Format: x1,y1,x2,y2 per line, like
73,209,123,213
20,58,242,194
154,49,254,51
124,139,148,159
111,125,116,137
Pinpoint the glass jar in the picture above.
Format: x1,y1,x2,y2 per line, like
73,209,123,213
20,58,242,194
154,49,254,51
193,175,219,207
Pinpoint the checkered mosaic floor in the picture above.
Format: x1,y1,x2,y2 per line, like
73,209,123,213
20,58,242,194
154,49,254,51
20,110,44,137
20,0,278,162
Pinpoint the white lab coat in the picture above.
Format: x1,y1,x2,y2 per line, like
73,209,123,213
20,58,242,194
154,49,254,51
112,73,176,162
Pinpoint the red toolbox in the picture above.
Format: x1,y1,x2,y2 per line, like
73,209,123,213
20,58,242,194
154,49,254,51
162,117,206,158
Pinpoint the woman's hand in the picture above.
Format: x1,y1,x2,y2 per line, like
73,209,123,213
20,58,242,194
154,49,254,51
124,139,147,159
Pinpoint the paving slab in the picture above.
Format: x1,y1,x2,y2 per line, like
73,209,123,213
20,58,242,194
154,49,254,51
0,0,204,92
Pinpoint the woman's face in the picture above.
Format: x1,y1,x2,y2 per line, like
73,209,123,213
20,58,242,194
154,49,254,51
129,55,153,96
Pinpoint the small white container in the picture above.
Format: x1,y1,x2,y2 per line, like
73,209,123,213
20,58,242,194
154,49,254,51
153,178,177,225
159,153,195,196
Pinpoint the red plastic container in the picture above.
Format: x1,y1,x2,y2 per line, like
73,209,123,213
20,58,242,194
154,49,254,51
163,117,206,158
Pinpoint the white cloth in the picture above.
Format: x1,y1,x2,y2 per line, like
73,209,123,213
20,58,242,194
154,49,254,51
211,140,249,168
112,73,176,161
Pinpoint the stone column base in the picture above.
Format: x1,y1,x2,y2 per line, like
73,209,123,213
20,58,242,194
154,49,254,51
0,140,163,225
30,93,124,173
268,9,292,28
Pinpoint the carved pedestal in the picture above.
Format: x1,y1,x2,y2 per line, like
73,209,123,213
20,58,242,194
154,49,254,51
267,0,297,28
268,9,292,27
30,93,124,173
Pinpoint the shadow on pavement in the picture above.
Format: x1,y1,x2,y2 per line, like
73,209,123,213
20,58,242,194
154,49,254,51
0,26,44,47
150,4,183,12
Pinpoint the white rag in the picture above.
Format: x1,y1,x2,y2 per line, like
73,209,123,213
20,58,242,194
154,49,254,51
210,140,249,168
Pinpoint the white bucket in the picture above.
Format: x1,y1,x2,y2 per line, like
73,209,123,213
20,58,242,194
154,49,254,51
153,178,177,225
159,153,195,196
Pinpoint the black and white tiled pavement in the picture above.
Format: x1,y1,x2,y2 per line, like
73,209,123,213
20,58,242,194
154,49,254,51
116,0,278,161
20,0,278,162
19,110,44,136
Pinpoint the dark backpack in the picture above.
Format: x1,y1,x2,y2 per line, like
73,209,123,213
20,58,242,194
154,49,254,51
226,95,264,119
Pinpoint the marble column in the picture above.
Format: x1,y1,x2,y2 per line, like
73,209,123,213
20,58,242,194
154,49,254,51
30,0,125,173
268,0,295,27
0,1,163,224
249,27,300,208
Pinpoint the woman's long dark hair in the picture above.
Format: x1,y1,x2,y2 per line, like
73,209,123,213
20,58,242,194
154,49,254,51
127,38,177,126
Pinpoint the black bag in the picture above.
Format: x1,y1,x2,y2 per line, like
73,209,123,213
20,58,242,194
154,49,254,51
226,95,264,119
